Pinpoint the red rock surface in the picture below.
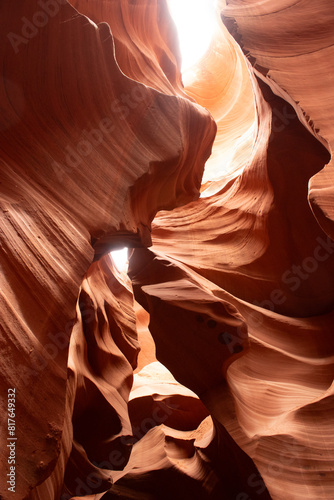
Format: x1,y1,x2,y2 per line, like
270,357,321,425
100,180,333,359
1,1,334,499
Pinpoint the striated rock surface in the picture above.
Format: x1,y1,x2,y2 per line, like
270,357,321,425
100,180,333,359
1,0,334,499
222,0,334,240
0,1,215,498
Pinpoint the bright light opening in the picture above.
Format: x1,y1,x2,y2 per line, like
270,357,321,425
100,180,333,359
110,247,128,272
168,0,217,71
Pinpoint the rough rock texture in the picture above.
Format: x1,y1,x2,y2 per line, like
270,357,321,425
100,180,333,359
1,0,334,499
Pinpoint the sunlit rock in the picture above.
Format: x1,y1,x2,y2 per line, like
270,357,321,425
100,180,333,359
1,1,334,499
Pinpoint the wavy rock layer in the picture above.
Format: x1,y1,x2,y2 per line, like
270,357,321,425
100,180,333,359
149,1,334,499
223,0,334,240
1,0,334,499
0,1,215,498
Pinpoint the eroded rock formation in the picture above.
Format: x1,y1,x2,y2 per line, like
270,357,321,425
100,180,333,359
0,1,334,499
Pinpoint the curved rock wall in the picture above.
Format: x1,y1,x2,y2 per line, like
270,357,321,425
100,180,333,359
0,1,333,499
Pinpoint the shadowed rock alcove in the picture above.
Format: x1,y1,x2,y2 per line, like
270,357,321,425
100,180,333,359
1,1,334,499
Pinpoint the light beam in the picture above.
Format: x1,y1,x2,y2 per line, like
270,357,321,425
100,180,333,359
168,0,217,71
110,247,128,272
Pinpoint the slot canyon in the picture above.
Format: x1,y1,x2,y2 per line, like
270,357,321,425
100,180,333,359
1,1,334,499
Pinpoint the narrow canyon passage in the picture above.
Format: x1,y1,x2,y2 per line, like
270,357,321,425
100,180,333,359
1,1,334,499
